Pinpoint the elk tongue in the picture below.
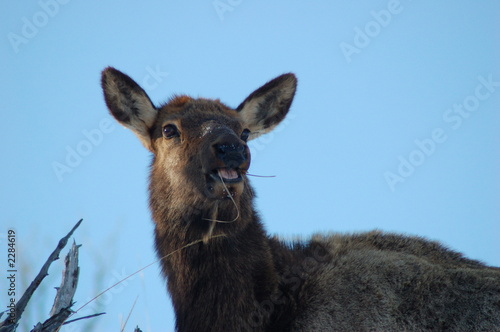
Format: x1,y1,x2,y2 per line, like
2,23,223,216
218,168,239,180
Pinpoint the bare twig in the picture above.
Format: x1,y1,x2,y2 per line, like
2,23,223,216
0,219,83,332
62,312,106,326
30,307,73,332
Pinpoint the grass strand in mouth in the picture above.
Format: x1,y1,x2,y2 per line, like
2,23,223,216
203,169,240,224
247,173,276,178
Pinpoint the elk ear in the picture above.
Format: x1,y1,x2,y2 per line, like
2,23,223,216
101,67,157,151
236,73,297,140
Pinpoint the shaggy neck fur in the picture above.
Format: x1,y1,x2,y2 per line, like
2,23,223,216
148,166,283,331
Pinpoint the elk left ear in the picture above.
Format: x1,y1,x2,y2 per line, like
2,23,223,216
101,67,157,151
236,73,297,140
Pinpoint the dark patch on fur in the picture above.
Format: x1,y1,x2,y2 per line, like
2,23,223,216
236,74,296,132
101,67,155,124
106,96,131,123
236,73,297,112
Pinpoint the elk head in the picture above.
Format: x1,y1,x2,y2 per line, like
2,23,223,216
101,67,296,212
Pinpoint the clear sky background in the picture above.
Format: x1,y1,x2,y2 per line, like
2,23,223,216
1,1,498,331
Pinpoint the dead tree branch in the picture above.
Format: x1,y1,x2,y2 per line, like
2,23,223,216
0,220,82,332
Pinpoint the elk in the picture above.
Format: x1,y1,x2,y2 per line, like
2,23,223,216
101,67,500,331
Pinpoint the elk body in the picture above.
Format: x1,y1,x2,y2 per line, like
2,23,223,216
101,67,500,331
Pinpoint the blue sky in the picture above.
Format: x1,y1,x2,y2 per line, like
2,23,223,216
1,1,498,331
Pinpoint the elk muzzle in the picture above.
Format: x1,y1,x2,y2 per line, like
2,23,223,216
202,131,251,199
213,142,249,179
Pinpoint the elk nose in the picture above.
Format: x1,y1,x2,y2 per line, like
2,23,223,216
213,143,248,169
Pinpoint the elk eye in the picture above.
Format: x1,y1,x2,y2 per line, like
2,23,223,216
241,129,251,142
162,124,179,139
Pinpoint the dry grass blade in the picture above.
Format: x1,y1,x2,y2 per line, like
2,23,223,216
73,234,227,315
120,295,139,332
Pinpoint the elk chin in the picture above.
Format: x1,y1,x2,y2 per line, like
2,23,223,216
204,169,245,200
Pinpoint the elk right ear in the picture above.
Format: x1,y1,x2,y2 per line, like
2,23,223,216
236,73,297,140
101,67,157,151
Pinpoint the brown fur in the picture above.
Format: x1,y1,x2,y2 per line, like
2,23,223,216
101,67,500,331
169,95,193,107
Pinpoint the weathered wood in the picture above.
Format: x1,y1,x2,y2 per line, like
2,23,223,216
28,241,82,332
50,241,80,317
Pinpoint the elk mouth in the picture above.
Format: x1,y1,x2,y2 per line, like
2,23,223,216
204,168,246,199
209,168,244,184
